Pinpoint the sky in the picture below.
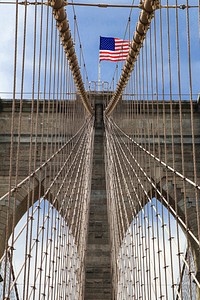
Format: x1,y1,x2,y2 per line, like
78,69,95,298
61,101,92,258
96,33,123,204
65,0,200,96
0,199,80,299
0,0,199,97
117,198,196,299
66,0,138,86
0,0,141,97
0,0,200,98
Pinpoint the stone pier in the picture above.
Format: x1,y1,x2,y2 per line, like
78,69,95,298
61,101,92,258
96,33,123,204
84,101,112,299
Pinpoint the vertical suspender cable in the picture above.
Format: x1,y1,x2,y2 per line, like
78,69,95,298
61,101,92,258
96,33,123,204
105,0,160,115
49,0,93,115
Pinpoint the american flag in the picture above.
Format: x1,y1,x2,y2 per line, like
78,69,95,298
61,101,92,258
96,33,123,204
99,36,130,62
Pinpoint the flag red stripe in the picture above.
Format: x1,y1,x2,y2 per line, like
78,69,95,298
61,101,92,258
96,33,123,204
99,57,128,62
99,50,129,55
100,54,128,57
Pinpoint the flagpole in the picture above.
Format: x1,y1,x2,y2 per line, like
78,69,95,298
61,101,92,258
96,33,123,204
98,60,101,91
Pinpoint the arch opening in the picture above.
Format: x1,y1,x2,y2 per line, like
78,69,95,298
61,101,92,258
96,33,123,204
117,198,197,300
0,198,81,300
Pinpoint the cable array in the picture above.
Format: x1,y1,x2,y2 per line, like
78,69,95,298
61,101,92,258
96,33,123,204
50,0,93,115
70,0,90,90
105,0,159,115
0,0,200,299
105,1,200,298
105,115,199,299
0,1,94,298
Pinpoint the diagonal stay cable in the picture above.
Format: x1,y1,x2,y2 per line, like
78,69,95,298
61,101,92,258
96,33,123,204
5,120,92,292
105,118,200,289
0,117,92,202
108,119,200,251
105,121,184,299
107,117,197,259
107,117,200,192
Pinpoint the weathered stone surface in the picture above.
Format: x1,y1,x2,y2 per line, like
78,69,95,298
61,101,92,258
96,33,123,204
0,97,200,298
84,102,112,299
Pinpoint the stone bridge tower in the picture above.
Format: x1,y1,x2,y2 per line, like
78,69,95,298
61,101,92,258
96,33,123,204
0,95,200,298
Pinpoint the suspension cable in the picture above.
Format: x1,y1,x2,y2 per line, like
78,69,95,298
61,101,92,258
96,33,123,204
105,0,159,115
50,0,93,115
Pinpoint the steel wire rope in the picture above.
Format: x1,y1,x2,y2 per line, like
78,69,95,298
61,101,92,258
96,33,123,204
141,25,160,298
2,0,19,297
37,4,52,295
158,4,172,298
113,4,198,290
105,0,159,115
141,43,154,299
105,116,200,291
50,0,93,115
7,120,93,296
4,1,29,298
109,0,135,90
0,0,94,294
31,3,48,298
0,115,92,207
23,3,41,296
106,123,146,298
26,125,92,298
106,115,198,251
185,0,200,258
174,0,186,287
0,119,100,265
105,117,182,298
108,118,200,193
105,117,154,297
108,118,200,288
70,0,90,90
106,1,198,282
